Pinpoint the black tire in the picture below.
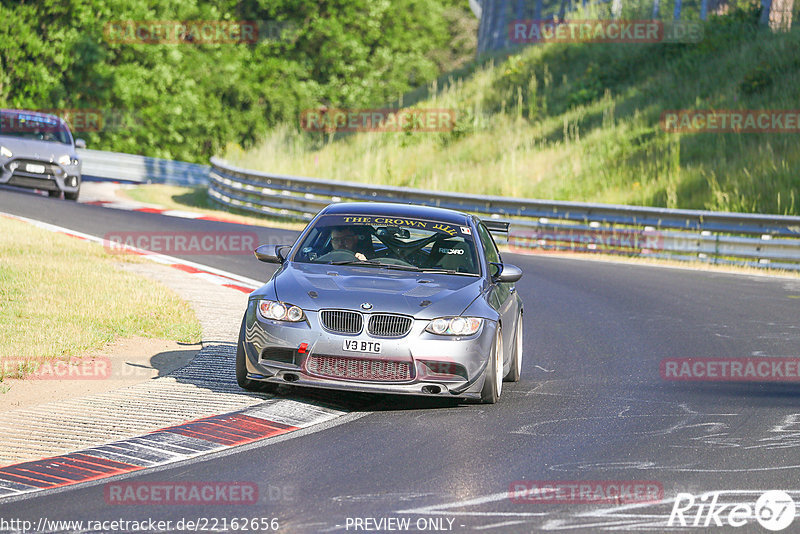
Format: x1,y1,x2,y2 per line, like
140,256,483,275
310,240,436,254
236,315,278,393
504,314,523,382
65,189,79,201
48,190,61,198
480,326,503,404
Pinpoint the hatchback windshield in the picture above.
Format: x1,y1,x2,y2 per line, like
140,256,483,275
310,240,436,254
293,214,480,275
0,112,72,144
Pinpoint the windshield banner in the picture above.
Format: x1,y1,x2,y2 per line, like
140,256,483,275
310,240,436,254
320,215,470,237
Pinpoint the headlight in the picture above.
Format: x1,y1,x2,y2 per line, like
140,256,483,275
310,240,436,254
57,155,78,166
258,299,305,322
425,317,483,336
0,146,12,158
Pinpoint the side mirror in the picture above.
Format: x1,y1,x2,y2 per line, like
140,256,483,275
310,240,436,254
255,244,291,264
74,138,86,149
490,263,523,283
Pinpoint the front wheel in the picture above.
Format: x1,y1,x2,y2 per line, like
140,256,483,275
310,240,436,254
236,315,278,393
48,190,60,198
480,326,503,404
65,189,79,201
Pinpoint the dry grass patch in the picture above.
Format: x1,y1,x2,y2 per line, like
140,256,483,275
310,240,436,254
0,216,201,381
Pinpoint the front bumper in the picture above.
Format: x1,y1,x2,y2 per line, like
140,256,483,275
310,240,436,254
241,302,497,400
0,157,80,193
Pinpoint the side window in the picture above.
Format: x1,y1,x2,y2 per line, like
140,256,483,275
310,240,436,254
477,223,501,269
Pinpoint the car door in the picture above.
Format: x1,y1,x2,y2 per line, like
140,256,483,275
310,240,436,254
476,222,517,363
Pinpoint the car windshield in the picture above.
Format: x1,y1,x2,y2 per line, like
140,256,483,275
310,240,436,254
292,214,480,275
0,112,72,144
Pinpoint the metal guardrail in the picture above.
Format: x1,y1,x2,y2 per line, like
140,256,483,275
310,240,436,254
208,157,800,271
77,148,209,186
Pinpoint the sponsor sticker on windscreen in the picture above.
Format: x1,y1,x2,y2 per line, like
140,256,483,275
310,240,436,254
343,340,382,354
323,215,462,237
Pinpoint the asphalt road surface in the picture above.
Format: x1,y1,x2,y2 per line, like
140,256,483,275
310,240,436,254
2,186,800,533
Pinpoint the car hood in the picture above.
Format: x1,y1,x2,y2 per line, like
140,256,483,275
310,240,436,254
271,262,484,319
0,137,74,160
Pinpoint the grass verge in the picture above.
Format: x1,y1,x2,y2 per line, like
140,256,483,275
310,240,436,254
0,216,202,381
225,11,800,215
119,184,306,230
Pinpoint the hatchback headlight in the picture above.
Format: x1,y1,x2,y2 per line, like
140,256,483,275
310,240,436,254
0,146,12,158
425,317,483,336
57,155,78,166
258,299,305,322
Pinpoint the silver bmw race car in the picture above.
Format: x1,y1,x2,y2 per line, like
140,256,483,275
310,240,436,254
236,202,524,403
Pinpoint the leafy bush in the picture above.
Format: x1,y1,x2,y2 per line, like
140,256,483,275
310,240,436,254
0,0,475,163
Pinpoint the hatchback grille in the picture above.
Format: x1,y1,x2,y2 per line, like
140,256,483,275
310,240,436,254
7,159,62,176
367,313,413,337
306,355,412,382
320,310,363,334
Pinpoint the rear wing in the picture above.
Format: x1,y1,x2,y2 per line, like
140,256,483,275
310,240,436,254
481,219,510,234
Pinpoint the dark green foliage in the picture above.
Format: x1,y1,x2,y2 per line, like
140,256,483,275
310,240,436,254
0,0,475,162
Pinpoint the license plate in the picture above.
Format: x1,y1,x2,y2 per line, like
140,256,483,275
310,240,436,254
26,163,46,174
343,339,382,354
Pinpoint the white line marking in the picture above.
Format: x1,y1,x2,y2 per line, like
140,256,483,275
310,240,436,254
473,519,531,529
161,210,204,218
396,491,549,518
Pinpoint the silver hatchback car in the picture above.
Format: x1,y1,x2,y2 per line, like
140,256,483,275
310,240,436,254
0,109,85,200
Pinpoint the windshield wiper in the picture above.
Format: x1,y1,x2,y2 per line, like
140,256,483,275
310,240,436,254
417,268,479,276
329,260,382,266
328,261,477,275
